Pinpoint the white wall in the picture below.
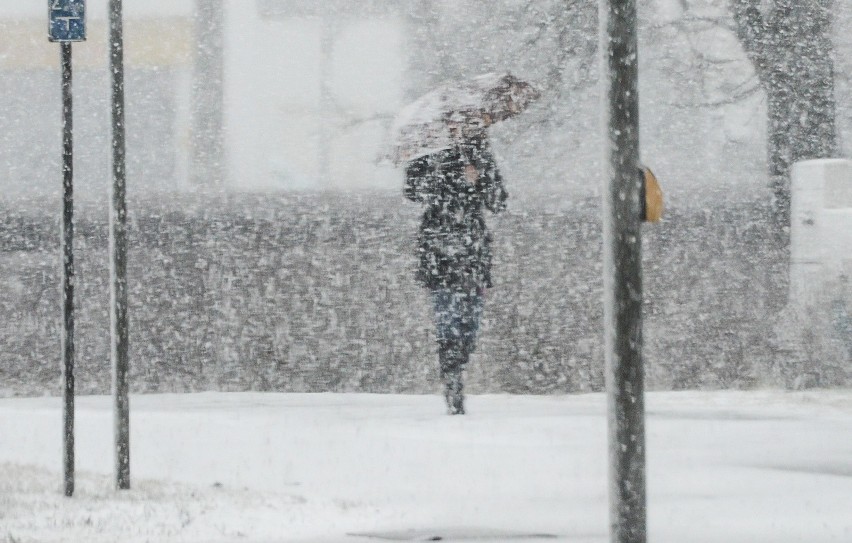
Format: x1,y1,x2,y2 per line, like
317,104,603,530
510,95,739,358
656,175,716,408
790,159,852,305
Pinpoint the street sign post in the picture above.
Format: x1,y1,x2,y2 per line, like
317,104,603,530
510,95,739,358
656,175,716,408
50,0,85,498
49,0,86,42
60,40,75,499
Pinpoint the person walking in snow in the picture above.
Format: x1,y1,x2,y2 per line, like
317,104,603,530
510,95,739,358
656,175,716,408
404,114,508,415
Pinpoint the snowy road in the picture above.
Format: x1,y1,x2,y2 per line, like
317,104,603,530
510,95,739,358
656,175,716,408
1,390,851,542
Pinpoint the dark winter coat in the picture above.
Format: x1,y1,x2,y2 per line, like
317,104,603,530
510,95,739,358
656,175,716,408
404,135,508,291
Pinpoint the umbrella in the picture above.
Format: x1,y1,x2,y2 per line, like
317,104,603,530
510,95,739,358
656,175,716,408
384,73,540,166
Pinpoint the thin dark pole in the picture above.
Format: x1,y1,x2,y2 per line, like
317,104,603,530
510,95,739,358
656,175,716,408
60,40,75,499
109,0,130,491
599,0,646,541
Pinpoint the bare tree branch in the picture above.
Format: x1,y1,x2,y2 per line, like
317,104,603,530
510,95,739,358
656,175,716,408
669,80,762,109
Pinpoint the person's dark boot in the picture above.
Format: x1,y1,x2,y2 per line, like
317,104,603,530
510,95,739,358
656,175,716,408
445,368,464,415
438,343,465,415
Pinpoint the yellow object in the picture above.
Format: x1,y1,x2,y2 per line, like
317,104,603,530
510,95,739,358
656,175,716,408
643,167,664,223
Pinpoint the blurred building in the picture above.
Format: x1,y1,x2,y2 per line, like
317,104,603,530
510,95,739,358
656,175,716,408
3,0,851,200
0,0,405,196
0,1,191,197
227,0,404,191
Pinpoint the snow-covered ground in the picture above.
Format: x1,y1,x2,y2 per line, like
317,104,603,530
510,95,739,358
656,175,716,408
1,390,851,542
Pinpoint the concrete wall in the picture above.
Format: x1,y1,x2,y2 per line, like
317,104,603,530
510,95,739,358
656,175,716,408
790,160,852,302
784,159,852,379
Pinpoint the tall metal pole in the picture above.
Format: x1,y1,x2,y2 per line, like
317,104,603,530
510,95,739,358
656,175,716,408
60,41,76,499
109,0,130,490
600,0,646,541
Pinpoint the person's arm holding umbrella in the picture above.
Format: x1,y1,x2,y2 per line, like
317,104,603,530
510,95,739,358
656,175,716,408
456,117,508,213
471,134,508,214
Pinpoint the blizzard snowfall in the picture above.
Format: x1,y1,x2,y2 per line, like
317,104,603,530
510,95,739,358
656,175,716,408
1,390,851,542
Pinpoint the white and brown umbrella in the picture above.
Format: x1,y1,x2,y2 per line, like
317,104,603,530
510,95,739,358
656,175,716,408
384,73,540,166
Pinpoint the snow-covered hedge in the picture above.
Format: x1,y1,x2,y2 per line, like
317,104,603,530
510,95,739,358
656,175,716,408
0,191,845,397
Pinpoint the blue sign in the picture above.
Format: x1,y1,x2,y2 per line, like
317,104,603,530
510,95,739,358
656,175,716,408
49,0,86,42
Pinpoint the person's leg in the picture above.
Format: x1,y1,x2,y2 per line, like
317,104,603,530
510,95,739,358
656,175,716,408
432,288,466,414
441,345,465,415
458,287,485,357
444,287,485,414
